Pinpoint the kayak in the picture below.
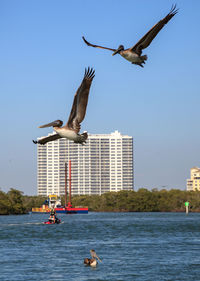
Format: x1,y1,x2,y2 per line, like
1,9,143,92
44,219,61,224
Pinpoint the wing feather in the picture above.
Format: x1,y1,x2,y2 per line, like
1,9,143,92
130,5,178,55
82,36,116,52
33,133,61,145
66,67,95,133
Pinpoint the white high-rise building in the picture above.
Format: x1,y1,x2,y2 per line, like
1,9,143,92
37,130,134,196
187,167,200,191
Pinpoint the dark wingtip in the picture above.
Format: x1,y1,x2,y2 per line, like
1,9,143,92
82,36,89,45
84,67,95,80
170,4,179,16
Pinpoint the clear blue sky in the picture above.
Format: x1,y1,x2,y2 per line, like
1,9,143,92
1,0,200,195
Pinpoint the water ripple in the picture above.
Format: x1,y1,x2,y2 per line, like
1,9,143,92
1,212,200,281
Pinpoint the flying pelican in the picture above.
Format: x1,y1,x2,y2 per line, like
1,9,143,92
84,249,102,267
33,67,95,145
82,5,178,67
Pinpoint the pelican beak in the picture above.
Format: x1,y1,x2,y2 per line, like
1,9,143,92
112,47,121,56
38,120,63,128
96,255,102,262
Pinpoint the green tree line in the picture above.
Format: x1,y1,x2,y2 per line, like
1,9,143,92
0,189,45,215
1,188,200,215
70,189,200,212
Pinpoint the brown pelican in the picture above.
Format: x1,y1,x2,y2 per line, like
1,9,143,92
82,5,178,67
84,249,102,267
33,67,95,145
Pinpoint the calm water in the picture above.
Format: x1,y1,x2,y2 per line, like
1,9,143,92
0,212,200,281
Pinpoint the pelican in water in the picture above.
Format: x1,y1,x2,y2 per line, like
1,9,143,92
84,249,102,267
82,5,178,67
33,67,95,145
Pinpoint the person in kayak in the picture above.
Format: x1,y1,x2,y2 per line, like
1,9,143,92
49,206,56,223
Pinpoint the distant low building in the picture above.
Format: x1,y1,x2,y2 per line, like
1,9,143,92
187,167,200,191
37,130,134,196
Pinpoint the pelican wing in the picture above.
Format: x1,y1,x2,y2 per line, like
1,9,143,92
66,67,95,133
130,5,178,55
82,36,116,52
33,133,61,145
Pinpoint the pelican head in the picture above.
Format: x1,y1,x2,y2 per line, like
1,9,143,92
38,120,63,128
112,45,124,56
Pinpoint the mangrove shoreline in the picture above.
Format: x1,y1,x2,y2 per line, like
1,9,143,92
1,188,200,215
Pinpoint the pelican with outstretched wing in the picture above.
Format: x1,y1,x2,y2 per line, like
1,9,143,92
84,249,102,267
33,67,95,145
82,5,178,67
